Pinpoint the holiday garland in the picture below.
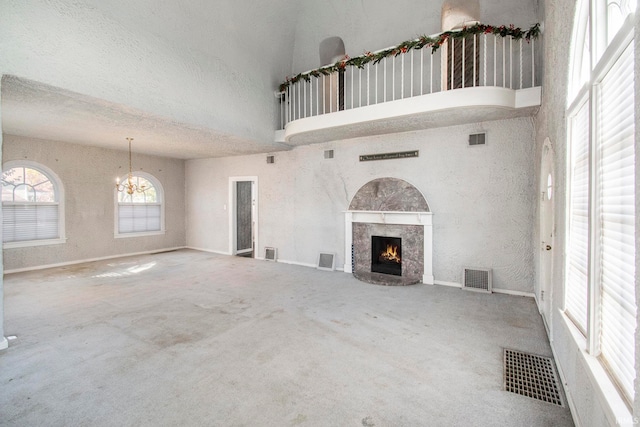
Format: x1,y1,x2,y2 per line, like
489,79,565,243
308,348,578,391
279,23,540,92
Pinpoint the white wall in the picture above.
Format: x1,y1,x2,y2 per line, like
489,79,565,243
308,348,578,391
187,117,536,293
2,135,186,271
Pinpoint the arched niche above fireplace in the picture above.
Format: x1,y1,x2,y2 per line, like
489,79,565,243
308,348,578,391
345,178,433,286
348,177,430,212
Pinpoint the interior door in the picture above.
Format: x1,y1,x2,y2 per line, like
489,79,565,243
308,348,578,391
236,181,253,256
539,139,555,332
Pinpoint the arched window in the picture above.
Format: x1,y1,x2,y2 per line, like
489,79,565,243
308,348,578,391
1,161,66,247
115,172,164,237
565,0,636,403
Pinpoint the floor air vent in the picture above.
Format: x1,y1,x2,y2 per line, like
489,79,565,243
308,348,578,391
503,349,564,407
462,267,492,293
264,247,277,261
317,252,335,271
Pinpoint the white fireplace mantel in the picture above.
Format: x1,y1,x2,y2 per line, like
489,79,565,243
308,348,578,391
344,210,434,284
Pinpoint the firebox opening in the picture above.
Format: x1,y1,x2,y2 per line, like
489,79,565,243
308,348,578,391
371,236,402,276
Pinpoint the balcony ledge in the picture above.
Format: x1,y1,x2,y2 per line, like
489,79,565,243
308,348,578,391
276,86,541,146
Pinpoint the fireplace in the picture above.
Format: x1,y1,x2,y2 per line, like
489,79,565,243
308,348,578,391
371,236,402,276
344,177,434,286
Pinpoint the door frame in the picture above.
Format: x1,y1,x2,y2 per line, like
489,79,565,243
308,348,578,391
228,176,258,256
538,138,555,336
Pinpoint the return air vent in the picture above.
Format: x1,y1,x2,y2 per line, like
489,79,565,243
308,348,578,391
468,133,486,146
317,252,335,271
266,155,275,164
504,349,564,406
462,267,492,293
324,150,334,159
264,247,277,261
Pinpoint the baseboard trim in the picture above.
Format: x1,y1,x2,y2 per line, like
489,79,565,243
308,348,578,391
186,246,232,256
0,337,8,351
274,259,317,269
433,280,534,298
4,246,187,275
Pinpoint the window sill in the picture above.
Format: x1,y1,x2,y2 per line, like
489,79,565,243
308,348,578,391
114,230,165,239
3,237,67,249
560,311,634,426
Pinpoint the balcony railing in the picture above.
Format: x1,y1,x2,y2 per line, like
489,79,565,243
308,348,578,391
277,24,541,130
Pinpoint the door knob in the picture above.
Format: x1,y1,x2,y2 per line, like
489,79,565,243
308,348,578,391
546,245,552,251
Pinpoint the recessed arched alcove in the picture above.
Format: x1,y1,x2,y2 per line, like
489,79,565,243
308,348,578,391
344,178,433,286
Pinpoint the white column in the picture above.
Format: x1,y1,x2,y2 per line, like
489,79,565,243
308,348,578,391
422,216,434,285
344,212,353,273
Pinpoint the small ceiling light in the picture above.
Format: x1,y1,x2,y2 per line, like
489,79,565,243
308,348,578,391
115,137,145,195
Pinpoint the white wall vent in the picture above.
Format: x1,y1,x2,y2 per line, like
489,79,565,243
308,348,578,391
266,155,275,164
462,267,492,293
468,133,486,146
265,247,277,261
317,252,335,271
324,150,334,159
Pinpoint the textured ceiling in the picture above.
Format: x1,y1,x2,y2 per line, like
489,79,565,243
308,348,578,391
1,76,292,159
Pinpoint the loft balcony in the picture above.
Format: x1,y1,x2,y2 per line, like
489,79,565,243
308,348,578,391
275,24,542,145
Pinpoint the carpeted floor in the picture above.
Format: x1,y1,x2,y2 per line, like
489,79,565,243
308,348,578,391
0,249,573,426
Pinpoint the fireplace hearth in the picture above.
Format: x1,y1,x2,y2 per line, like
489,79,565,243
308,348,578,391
371,236,402,276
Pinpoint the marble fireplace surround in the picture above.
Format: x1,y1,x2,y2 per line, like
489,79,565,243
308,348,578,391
344,178,433,285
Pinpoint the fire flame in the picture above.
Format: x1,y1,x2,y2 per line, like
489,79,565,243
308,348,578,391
380,244,401,263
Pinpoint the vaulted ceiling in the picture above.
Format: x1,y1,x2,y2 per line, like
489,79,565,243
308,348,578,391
0,0,539,159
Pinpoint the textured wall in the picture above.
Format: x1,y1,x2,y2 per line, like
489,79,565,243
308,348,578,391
2,135,186,271
187,117,536,293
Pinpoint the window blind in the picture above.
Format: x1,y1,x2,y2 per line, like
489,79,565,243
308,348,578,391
565,99,590,333
597,42,636,400
118,204,161,234
2,203,59,243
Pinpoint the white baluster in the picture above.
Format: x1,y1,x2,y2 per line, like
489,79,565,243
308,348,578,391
392,55,396,100
359,67,362,107
411,49,414,96
483,35,487,87
303,79,307,118
494,35,497,86
384,57,387,102
473,34,477,86
502,38,506,87
519,38,523,89
367,63,370,106
430,49,433,93
462,36,466,88
322,75,326,115
531,38,535,87
420,48,424,95
451,37,455,90
509,37,513,89
351,67,354,109
375,61,378,104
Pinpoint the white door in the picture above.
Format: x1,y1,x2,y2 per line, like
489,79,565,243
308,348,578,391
539,138,555,333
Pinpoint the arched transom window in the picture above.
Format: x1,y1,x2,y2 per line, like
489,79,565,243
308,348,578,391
115,173,164,236
1,161,66,247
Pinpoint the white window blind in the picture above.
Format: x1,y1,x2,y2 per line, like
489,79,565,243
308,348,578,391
3,204,59,243
565,99,590,333
597,42,636,400
118,204,161,234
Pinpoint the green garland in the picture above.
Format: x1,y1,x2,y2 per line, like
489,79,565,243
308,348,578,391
279,23,540,92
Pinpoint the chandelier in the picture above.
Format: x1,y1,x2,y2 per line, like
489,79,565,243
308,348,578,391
115,137,146,195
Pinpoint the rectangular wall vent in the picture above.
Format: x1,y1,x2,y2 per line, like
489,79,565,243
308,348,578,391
264,247,277,261
462,267,492,293
317,252,335,271
324,150,334,159
469,133,486,146
266,155,275,164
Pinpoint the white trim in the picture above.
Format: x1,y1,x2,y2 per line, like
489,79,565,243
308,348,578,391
4,237,67,249
114,230,166,239
433,280,535,297
492,288,535,298
558,310,634,427
3,246,186,275
434,280,462,288
273,258,317,269
0,337,7,351
185,246,232,256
